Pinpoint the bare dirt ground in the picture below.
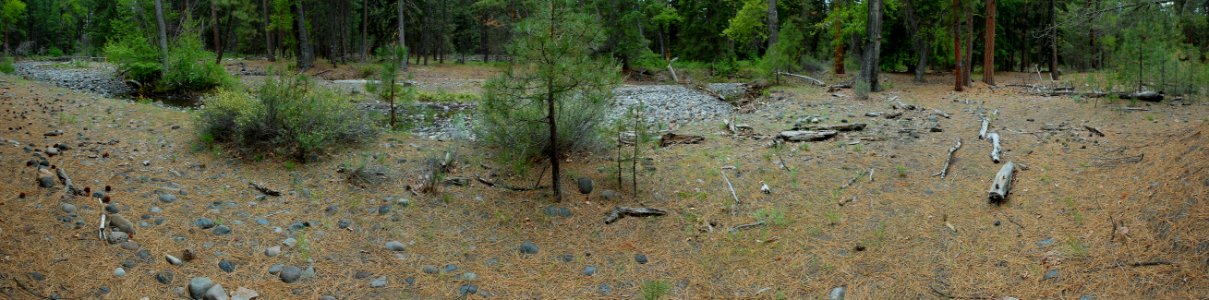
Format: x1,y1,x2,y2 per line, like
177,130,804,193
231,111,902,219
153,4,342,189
0,66,1206,299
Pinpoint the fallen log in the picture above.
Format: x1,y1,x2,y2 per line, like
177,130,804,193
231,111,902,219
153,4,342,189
1119,91,1163,102
1084,125,1105,137
777,130,838,142
249,182,281,196
729,221,767,232
604,206,668,224
892,100,917,111
793,123,867,132
934,138,962,179
776,71,825,86
55,167,84,196
720,166,741,205
978,118,990,140
827,82,852,92
988,161,1016,204
883,111,903,119
475,175,547,191
659,133,705,147
1121,106,1150,112
667,57,680,83
988,132,1003,163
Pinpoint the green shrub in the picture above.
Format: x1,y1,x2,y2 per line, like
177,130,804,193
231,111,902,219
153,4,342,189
47,47,64,57
104,31,162,85
641,280,670,300
162,29,233,91
197,75,380,162
0,56,13,74
103,12,231,93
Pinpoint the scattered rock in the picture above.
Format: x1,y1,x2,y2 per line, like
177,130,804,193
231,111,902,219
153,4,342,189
370,276,387,288
113,267,126,277
600,189,622,201
156,270,174,284
1079,294,1096,300
212,225,232,235
120,241,140,250
354,270,372,279
386,241,406,251
460,272,477,281
561,253,574,262
422,265,439,274
444,264,458,272
583,266,597,276
231,287,259,300
598,284,612,295
520,241,539,254
45,147,60,156
830,286,846,300
202,284,227,300
60,203,76,213
268,264,283,275
337,219,352,229
377,205,391,215
107,231,129,244
159,193,178,203
1044,269,1060,280
635,253,649,264
279,266,302,283
219,260,235,273
44,129,63,136
282,238,297,247
1037,237,1055,248
264,246,281,257
195,218,216,229
166,254,184,266
188,277,217,299
576,177,593,195
458,284,478,296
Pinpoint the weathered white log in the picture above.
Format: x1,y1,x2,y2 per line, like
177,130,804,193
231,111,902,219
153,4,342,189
777,71,825,86
978,118,990,140
777,130,838,142
934,138,962,178
794,123,867,132
604,206,668,224
988,132,1002,163
55,168,84,196
667,57,680,83
720,166,741,205
1119,91,1163,102
988,161,1016,204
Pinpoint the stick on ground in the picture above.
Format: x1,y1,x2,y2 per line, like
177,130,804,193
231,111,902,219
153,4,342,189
934,138,962,178
720,166,741,206
604,207,668,224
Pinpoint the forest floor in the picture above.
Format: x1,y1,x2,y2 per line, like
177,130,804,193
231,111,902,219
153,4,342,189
0,61,1206,299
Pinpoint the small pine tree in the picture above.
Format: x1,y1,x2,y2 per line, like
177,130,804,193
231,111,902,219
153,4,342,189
366,45,413,129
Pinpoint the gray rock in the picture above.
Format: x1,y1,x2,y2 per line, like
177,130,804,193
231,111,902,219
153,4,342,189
634,253,648,264
113,267,126,277
156,270,174,284
195,218,216,229
264,246,281,257
377,205,391,215
120,241,140,250
230,287,259,300
319,296,336,300
268,264,283,275
386,241,405,251
576,177,593,195
354,270,372,279
460,272,477,281
458,284,478,296
582,266,596,276
105,203,120,213
166,254,184,266
600,189,622,201
282,238,297,247
1037,237,1056,247
561,253,574,262
519,241,539,254
149,206,162,213
38,175,55,188
255,218,269,225
212,225,232,235
202,284,228,300
830,286,846,300
107,231,129,244
444,264,458,273
422,265,438,274
45,147,60,156
1044,269,1060,280
279,266,302,283
60,203,76,213
188,277,217,299
370,276,387,288
159,193,178,203
598,284,612,295
1079,294,1096,300
337,219,351,229
219,260,235,273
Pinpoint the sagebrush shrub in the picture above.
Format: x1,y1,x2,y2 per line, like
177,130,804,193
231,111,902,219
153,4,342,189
197,75,379,162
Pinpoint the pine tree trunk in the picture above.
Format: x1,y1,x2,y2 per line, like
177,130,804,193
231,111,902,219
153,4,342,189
154,0,170,73
263,0,275,61
1049,0,1059,80
295,0,313,71
904,0,927,83
861,0,883,92
953,0,963,92
964,9,973,86
361,0,368,62
767,0,778,49
211,0,222,63
984,0,996,85
833,18,844,75
398,0,408,70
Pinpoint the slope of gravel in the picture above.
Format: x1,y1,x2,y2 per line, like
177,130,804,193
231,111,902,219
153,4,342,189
610,83,743,125
14,61,132,97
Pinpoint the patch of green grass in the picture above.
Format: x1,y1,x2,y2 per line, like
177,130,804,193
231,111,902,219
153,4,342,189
797,143,810,152
415,90,480,103
284,161,298,170
296,232,312,261
872,220,887,245
895,165,909,178
58,113,78,124
1145,114,1156,122
1063,197,1083,225
1065,237,1088,259
824,210,841,226
852,144,863,153
753,208,787,226
641,280,670,300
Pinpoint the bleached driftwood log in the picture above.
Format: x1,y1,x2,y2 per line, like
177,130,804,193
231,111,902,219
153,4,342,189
794,123,867,132
988,161,1016,204
988,132,1002,163
777,130,838,142
604,207,668,224
667,57,680,83
934,138,962,178
978,119,990,140
777,72,825,86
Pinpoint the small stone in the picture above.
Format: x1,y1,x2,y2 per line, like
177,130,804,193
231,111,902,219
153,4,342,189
107,231,129,244
150,206,163,214
600,190,622,201
377,205,391,215
279,266,302,283
255,218,269,225
159,193,178,203
444,264,458,272
576,177,593,195
582,266,597,276
202,284,228,300
598,284,612,295
634,253,648,264
460,272,477,281
268,264,283,275
60,203,76,213
231,287,259,300
1037,237,1056,248
354,270,372,279
188,277,217,299
1079,294,1096,300
120,241,140,250
156,270,174,284
386,241,405,251
422,265,438,274
519,241,539,254
337,219,351,229
212,225,232,235
195,218,216,229
219,260,235,273
113,267,126,277
404,277,416,286
265,246,281,257
319,296,336,300
458,284,478,296
28,272,44,281
561,253,573,262
282,238,297,247
105,203,120,213
166,254,183,266
370,276,387,288
1044,269,1060,280
830,286,846,300
38,176,55,188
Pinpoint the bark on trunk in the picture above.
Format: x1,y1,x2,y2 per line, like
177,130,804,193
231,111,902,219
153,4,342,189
398,0,408,70
767,0,778,49
211,0,222,63
904,0,928,83
953,0,963,92
988,132,1002,163
983,0,996,85
294,0,313,71
361,0,368,62
860,0,883,92
833,17,845,75
154,0,170,73
1049,0,1059,80
263,0,275,61
988,161,1015,203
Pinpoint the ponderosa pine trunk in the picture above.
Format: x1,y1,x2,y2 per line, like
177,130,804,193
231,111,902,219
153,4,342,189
154,0,170,73
767,0,778,49
294,0,313,70
211,0,222,63
361,0,368,62
1049,0,1059,80
263,0,274,61
861,0,883,92
398,0,408,70
953,0,963,92
984,0,996,85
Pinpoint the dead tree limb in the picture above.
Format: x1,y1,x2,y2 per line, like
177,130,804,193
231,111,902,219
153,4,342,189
978,118,990,140
729,221,767,232
250,182,281,196
934,138,962,178
988,132,1002,163
604,206,668,224
720,166,741,205
55,167,84,196
776,72,825,86
777,130,838,142
988,161,1016,204
793,123,867,132
667,57,680,83
1084,125,1105,137
841,169,869,189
